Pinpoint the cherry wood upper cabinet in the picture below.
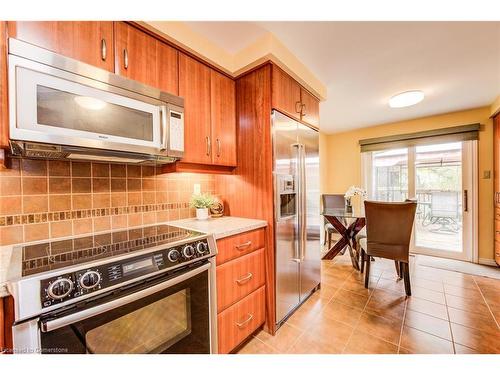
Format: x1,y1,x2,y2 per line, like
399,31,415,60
211,70,237,167
1,22,8,150
179,53,212,165
114,22,158,89
272,65,301,121
156,41,179,95
114,22,178,95
300,88,320,128
7,21,114,72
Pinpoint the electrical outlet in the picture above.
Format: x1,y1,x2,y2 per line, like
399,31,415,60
193,183,201,194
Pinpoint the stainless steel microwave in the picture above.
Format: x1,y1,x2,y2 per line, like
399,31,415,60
8,38,185,164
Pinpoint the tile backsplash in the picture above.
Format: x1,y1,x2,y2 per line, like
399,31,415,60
0,159,216,245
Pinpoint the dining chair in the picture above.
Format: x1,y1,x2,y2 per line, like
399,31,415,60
321,194,346,249
359,200,417,296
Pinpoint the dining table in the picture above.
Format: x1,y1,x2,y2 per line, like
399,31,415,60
321,207,366,270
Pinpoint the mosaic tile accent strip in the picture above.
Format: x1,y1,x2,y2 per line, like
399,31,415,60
0,202,190,227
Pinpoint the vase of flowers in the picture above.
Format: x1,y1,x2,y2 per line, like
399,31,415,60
190,193,215,220
344,186,367,214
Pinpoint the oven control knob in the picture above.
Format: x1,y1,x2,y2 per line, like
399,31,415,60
79,271,101,290
167,249,181,262
196,242,208,255
182,245,195,258
47,278,73,300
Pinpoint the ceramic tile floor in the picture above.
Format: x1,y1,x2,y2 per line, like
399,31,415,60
237,252,500,354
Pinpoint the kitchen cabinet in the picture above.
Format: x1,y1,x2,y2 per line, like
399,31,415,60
0,22,8,151
215,229,267,353
271,64,320,128
300,88,320,128
114,22,178,95
211,70,237,166
0,296,14,353
494,114,500,265
7,21,114,72
177,53,236,168
272,65,302,121
179,53,212,165
217,286,265,354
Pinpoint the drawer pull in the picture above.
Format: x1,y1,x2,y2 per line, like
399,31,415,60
236,314,254,328
235,241,252,250
496,231,500,235
236,272,253,285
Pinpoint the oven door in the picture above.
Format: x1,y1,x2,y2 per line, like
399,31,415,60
39,262,215,354
9,54,167,156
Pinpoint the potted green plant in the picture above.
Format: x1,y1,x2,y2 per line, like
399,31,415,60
190,193,215,220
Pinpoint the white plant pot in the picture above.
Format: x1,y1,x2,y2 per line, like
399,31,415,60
196,208,210,220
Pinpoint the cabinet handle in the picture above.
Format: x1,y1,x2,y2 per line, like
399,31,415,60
216,139,221,157
236,272,253,285
235,241,252,250
206,136,211,156
496,231,500,235
295,101,302,114
101,38,107,61
235,314,254,328
123,48,129,69
463,190,468,212
301,103,307,116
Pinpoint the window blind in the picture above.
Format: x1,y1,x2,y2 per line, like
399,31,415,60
359,124,480,152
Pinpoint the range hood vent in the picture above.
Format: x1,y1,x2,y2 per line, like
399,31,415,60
10,141,177,165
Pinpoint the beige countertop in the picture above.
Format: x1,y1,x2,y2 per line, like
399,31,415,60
169,216,267,239
0,246,14,298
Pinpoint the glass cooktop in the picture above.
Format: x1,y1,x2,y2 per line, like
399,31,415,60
20,224,203,276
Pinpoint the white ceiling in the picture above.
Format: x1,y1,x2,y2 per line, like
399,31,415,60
185,22,500,134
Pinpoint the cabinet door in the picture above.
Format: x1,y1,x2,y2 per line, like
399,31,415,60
7,21,114,72
211,70,236,166
494,115,500,208
300,88,320,128
271,65,301,121
179,53,212,164
1,22,8,149
157,41,179,95
114,22,157,88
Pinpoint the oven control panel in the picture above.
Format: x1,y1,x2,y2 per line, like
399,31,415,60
40,239,211,308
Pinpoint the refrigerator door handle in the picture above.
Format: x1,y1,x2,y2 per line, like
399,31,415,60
292,143,302,262
299,144,307,261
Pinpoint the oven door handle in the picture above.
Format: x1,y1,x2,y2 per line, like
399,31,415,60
41,262,211,333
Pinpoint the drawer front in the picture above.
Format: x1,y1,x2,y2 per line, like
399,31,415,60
217,286,265,354
495,220,500,242
216,248,265,312
216,228,265,265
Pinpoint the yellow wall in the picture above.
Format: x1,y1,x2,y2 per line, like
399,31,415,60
321,106,494,260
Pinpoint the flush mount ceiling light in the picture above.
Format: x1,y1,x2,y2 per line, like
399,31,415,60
389,90,425,108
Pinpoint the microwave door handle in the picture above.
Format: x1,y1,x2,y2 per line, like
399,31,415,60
160,105,168,151
40,262,211,333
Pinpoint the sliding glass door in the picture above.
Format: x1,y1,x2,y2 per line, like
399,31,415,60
363,140,476,261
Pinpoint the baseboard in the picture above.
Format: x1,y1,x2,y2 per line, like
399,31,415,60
478,258,499,267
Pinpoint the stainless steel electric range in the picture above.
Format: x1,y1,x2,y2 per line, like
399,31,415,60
6,224,218,354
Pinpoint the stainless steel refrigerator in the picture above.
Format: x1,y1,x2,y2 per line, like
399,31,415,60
273,110,321,327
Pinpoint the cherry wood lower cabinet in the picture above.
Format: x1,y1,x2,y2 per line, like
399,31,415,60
215,228,267,353
217,286,265,354
216,248,265,313
1,296,14,354
216,228,265,265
